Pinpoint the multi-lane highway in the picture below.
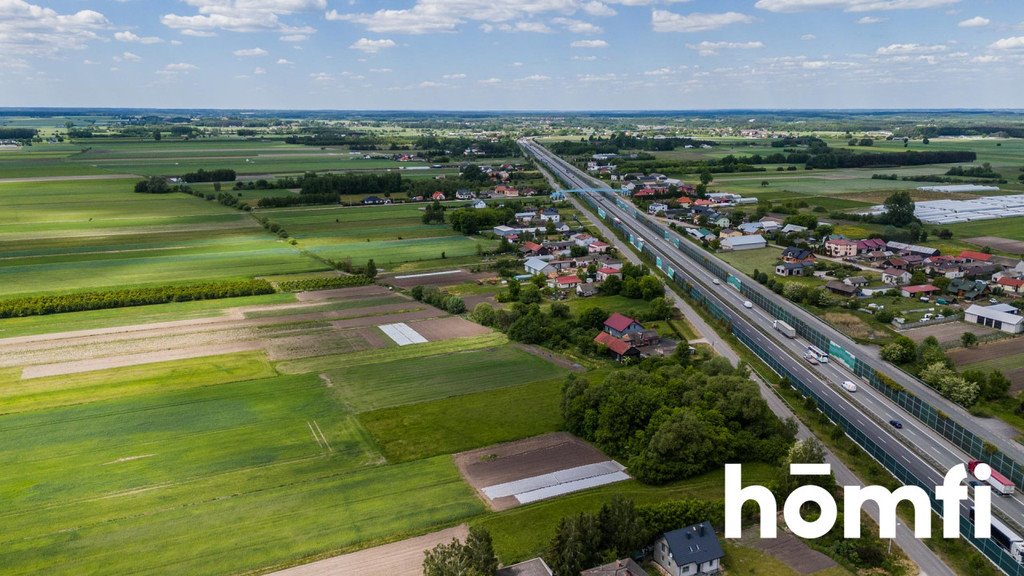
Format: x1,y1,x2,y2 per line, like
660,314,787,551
521,138,1024,574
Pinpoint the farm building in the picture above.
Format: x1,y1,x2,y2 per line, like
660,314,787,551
826,280,858,297
964,304,1024,334
901,284,940,298
524,257,553,276
720,235,766,251
654,522,724,576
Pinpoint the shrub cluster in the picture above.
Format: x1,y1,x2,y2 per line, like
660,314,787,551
0,280,275,318
277,276,374,292
410,285,466,314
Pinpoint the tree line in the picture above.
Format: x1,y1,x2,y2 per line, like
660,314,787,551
277,275,374,292
181,168,237,183
0,128,37,139
0,280,275,318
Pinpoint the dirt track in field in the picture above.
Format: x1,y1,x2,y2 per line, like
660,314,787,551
455,432,611,511
267,525,468,576
381,269,495,288
949,337,1024,392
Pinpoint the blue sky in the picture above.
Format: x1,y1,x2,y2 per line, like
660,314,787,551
2,0,1023,110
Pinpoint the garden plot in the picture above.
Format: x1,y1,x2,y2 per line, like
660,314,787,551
455,432,628,511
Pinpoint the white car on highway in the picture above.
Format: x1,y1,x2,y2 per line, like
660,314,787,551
743,301,753,309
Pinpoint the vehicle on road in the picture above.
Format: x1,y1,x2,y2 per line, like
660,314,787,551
970,506,1024,564
713,279,721,285
803,353,819,365
743,301,753,309
842,380,858,393
889,419,903,429
806,344,829,364
969,459,1016,496
773,319,797,339
990,298,999,304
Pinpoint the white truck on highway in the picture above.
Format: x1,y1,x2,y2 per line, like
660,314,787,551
773,319,796,339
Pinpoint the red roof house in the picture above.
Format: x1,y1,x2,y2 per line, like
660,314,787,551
901,284,940,297
603,313,644,337
959,250,992,262
594,331,639,360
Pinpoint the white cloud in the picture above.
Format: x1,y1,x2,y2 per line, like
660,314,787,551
253,67,266,74
582,1,616,17
801,33,816,40
577,72,617,82
652,11,754,33
233,47,268,56
349,38,397,53
442,73,467,79
512,21,554,33
958,16,989,27
686,40,764,56
419,80,446,87
114,51,142,62
754,0,958,12
644,67,674,75
972,55,1000,63
876,43,947,54
277,58,294,64
479,77,503,84
990,36,1024,50
162,0,325,34
552,18,603,34
572,55,598,61
371,67,393,73
0,0,109,57
520,74,551,81
115,31,163,44
571,39,608,48
280,34,309,42
329,0,588,35
164,62,198,71
181,29,217,37
856,16,886,23
310,72,332,82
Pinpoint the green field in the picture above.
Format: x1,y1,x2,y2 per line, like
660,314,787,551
717,247,784,276
0,355,485,575
0,179,325,298
360,377,565,463
267,203,498,269
327,345,567,412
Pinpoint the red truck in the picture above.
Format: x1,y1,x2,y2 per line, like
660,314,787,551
968,459,1016,496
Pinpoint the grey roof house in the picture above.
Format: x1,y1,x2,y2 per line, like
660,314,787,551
654,521,724,576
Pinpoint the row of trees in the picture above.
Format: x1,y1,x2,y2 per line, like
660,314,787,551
277,274,374,292
880,335,1010,408
300,172,403,196
805,149,976,169
549,134,716,156
180,168,236,183
562,359,797,484
0,280,275,318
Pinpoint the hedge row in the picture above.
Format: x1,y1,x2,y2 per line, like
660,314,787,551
277,275,374,292
0,280,275,318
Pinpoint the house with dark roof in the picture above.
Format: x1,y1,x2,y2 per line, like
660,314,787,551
826,280,859,297
776,262,813,277
496,557,554,576
576,282,600,297
856,238,887,254
947,278,989,301
581,558,649,576
604,312,644,338
843,276,869,288
654,521,724,576
781,246,816,263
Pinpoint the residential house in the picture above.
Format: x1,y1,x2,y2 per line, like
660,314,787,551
589,241,611,254
964,304,1024,334
454,189,474,200
996,277,1024,295
540,208,561,223
572,234,598,247
901,284,940,298
719,228,743,239
603,312,644,338
824,238,858,258
576,282,600,297
760,220,782,234
886,241,938,257
856,238,887,254
721,235,767,251
515,211,537,224
597,267,623,281
961,262,999,279
826,280,859,297
496,557,554,576
844,276,869,288
776,262,813,277
714,216,731,228
947,278,989,301
594,331,640,361
581,559,649,576
471,200,487,209
361,196,391,205
781,223,808,235
430,191,446,201
520,241,548,257
495,185,519,198
881,268,912,285
883,257,910,271
781,247,816,264
552,275,582,290
648,203,669,215
653,522,724,576
737,222,762,235
493,225,518,238
524,257,554,276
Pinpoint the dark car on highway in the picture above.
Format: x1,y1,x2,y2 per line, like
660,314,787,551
889,419,903,429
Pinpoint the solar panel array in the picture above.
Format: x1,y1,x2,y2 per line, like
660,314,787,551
866,194,1024,224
